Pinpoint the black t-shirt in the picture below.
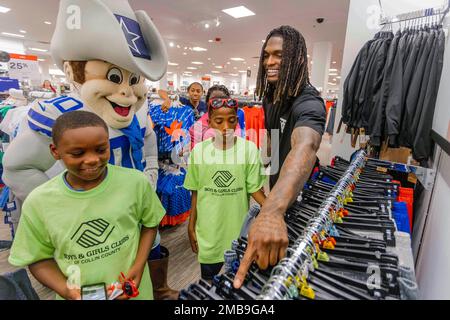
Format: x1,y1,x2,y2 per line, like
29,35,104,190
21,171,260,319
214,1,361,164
263,86,326,187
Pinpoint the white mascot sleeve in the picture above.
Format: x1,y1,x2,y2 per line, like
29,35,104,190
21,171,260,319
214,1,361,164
2,98,66,201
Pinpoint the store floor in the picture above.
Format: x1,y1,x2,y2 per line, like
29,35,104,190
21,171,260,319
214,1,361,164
0,220,200,300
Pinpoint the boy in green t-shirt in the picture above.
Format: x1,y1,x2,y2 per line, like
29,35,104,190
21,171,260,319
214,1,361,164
8,111,165,300
184,90,266,281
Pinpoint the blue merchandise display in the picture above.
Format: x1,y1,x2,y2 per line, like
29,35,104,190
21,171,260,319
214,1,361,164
156,167,191,226
149,104,195,156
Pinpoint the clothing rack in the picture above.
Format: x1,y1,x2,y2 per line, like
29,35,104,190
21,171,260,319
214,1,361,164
257,150,367,300
379,1,450,26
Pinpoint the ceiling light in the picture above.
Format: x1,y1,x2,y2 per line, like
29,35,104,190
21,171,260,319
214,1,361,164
192,61,204,65
233,67,237,70
0,6,11,13
20,30,27,34
169,42,175,47
262,40,266,43
208,58,212,61
215,18,221,27
44,21,52,25
307,54,310,58
254,64,257,67
208,40,214,43
239,70,247,73
227,62,231,65
333,61,337,64
168,62,179,66
38,58,46,62
212,71,220,74
183,52,188,55
184,47,188,50
329,73,338,76
329,69,338,72
230,57,245,61
230,74,238,76
205,23,210,29
29,47,48,52
337,76,341,79
222,6,255,19
2,32,25,38
192,47,207,52
187,67,197,70
167,72,173,75
215,66,223,69
328,82,337,86
176,45,181,49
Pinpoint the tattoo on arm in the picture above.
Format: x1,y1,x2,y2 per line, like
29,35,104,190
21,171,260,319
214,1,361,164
263,127,322,216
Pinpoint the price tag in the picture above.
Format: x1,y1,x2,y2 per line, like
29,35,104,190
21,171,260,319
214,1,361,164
408,173,418,184
6,201,17,212
8,53,41,84
377,166,388,173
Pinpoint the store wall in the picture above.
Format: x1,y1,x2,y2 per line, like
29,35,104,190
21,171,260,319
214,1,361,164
336,0,450,299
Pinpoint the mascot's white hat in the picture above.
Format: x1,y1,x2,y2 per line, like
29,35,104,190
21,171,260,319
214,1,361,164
51,0,168,81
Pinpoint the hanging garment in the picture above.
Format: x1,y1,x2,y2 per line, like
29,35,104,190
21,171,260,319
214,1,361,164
411,27,445,162
326,105,337,135
242,105,265,148
341,24,445,162
156,167,191,227
149,103,195,156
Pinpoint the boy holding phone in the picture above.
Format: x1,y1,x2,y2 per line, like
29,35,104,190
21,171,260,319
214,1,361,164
8,111,165,300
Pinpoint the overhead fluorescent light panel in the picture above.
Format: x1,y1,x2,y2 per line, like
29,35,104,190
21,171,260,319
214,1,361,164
222,6,255,19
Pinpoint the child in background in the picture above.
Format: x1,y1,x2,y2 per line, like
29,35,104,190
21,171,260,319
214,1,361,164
184,90,266,281
8,111,165,300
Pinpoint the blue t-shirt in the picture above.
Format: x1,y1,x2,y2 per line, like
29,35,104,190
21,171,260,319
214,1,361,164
180,97,207,120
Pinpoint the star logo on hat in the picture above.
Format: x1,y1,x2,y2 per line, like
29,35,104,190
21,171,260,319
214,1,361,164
118,17,142,55
114,14,151,60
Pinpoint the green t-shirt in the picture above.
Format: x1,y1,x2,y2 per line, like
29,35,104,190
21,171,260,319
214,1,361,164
184,137,266,264
9,164,165,300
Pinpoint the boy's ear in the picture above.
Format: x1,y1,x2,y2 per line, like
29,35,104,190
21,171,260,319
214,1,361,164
49,144,61,160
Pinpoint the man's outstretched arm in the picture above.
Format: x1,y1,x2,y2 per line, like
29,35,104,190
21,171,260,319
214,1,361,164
234,126,322,288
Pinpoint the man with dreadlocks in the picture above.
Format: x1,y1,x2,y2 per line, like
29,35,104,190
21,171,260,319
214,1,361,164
234,25,326,289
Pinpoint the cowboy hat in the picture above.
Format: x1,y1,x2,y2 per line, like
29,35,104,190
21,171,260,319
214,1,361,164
51,0,168,81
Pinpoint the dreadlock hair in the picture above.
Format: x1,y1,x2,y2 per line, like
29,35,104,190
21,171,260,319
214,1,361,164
256,26,312,130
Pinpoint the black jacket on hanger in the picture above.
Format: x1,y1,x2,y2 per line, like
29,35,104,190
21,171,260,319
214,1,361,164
384,30,410,148
358,32,393,131
400,28,436,148
369,31,402,146
412,27,445,162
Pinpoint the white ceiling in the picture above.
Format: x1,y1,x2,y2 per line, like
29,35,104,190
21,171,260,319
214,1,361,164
0,0,350,85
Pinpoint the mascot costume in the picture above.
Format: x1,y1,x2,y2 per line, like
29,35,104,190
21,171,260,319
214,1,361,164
2,0,178,300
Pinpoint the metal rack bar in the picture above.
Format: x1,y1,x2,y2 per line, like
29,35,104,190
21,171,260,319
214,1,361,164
379,1,450,26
